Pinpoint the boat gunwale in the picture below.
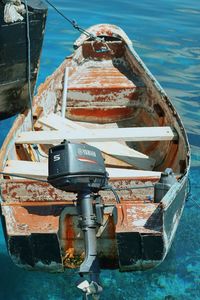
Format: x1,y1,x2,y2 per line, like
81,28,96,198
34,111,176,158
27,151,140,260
0,23,190,189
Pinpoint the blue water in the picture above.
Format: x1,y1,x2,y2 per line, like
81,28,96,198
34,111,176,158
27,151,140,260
0,0,200,299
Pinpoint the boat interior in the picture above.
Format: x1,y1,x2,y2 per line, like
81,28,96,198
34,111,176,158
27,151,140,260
0,31,189,193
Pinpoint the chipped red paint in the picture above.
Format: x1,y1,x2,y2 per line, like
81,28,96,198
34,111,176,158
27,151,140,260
1,204,62,235
0,24,190,273
66,53,146,123
1,179,156,203
65,215,75,250
116,201,162,234
96,29,113,36
67,107,135,122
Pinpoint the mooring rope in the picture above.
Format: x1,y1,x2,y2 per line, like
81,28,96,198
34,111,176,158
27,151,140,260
24,0,34,131
24,1,49,161
44,0,98,41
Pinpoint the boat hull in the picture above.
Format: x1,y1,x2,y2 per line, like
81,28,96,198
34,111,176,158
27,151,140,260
0,175,188,272
0,0,47,119
0,23,190,274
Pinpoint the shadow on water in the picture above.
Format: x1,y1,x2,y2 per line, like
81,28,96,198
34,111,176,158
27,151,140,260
0,248,81,300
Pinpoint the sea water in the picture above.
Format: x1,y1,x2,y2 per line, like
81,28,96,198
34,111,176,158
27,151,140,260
0,0,200,299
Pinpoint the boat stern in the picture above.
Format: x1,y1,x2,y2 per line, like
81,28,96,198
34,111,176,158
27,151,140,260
0,179,166,272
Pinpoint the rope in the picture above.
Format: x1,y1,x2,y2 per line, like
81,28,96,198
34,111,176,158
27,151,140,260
102,184,154,204
112,185,154,190
104,185,120,203
24,1,48,161
32,144,48,159
24,0,34,131
44,0,98,41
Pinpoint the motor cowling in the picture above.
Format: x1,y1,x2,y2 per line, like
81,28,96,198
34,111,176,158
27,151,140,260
48,140,108,193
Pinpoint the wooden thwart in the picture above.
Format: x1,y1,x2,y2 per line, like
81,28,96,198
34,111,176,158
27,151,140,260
37,113,155,170
16,126,175,144
3,160,161,180
4,160,48,179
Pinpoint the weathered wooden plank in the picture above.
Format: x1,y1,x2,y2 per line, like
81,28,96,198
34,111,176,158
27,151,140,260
38,113,155,170
38,113,116,131
16,126,175,144
3,160,48,178
1,178,156,203
102,153,134,168
3,160,161,179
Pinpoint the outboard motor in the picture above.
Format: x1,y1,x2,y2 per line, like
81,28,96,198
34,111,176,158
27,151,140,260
154,168,177,203
48,140,109,299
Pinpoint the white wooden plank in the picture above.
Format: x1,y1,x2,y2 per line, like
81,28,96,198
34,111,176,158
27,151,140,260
38,113,155,170
3,160,48,178
3,160,161,179
38,113,117,131
38,114,148,158
108,168,161,178
16,127,175,145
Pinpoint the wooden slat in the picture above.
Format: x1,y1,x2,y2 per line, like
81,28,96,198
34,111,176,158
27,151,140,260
102,153,134,168
3,160,48,178
16,127,175,144
38,113,117,131
3,160,161,179
38,113,155,170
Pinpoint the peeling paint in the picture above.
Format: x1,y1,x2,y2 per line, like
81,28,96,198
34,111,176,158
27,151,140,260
0,24,190,273
132,219,147,227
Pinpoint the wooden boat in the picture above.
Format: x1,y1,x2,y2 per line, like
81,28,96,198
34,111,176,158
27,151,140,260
0,0,47,120
0,23,190,294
